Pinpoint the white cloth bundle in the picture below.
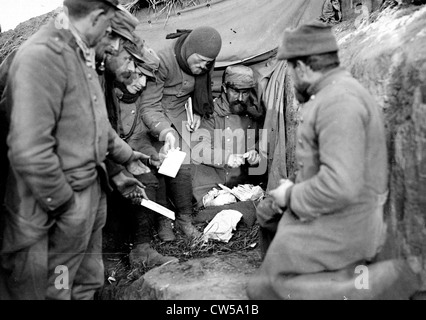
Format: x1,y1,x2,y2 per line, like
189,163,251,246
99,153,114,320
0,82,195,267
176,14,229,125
202,210,243,243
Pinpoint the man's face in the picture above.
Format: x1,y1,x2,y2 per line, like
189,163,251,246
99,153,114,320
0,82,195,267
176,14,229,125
225,86,251,116
95,32,120,61
288,61,311,103
88,9,115,47
106,47,135,84
126,68,147,94
226,86,251,105
186,53,214,75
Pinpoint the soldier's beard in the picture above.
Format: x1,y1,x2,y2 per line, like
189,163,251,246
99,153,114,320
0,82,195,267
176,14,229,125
105,56,133,85
294,81,311,104
229,101,248,116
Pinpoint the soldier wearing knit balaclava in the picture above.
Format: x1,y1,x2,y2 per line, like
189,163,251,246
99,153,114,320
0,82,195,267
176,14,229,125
139,26,222,242
168,26,222,117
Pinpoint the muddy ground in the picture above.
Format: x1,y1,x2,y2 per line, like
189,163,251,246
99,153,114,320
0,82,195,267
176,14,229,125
97,205,262,300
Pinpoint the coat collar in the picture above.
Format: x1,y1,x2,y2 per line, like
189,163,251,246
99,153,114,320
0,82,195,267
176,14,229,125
307,67,350,98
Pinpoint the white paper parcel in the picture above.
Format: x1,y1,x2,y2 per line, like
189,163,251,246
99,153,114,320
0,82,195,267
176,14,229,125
202,210,243,243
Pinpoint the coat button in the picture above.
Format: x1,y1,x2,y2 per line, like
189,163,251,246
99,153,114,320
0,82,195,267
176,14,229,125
93,95,97,102
131,110,136,114
47,197,52,203
88,73,92,80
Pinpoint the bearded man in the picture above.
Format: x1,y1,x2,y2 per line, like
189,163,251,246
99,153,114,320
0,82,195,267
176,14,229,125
191,65,265,208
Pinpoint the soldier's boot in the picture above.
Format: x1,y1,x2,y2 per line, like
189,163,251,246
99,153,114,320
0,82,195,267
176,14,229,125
157,216,176,242
175,214,201,239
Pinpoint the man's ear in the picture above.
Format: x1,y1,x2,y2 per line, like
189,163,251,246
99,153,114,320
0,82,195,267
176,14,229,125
90,8,107,26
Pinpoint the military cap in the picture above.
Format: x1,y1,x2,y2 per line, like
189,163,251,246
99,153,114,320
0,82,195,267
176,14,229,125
100,0,120,9
123,40,160,78
66,0,120,10
111,5,140,43
224,65,256,90
277,20,339,60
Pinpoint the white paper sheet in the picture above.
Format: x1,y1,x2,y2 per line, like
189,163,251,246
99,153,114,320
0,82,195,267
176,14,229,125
158,149,186,178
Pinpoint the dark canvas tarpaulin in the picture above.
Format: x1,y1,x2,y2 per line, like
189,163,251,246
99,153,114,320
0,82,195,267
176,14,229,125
133,0,324,188
134,0,324,68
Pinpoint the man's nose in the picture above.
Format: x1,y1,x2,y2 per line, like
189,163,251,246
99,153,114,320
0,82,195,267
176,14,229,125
111,38,120,52
128,61,136,73
140,75,147,87
238,92,243,101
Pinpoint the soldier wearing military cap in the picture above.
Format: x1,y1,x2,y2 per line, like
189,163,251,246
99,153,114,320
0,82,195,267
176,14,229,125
95,8,180,268
191,65,265,208
0,0,149,300
247,21,391,300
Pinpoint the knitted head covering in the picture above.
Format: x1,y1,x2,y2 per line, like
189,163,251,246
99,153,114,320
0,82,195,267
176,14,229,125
224,65,256,90
181,26,222,60
277,20,339,60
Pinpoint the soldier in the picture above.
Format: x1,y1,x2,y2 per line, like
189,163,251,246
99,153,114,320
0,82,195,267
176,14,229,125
0,0,148,300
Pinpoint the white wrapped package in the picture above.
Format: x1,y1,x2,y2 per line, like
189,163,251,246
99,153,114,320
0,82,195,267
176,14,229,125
202,188,237,207
202,210,243,243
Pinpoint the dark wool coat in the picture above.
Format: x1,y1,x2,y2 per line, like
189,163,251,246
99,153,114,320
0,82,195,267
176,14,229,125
251,68,389,299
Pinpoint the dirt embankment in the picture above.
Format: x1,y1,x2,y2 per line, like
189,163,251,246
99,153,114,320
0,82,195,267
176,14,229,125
338,5,426,282
0,8,62,65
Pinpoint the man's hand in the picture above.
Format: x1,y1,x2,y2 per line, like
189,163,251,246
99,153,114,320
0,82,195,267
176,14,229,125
149,153,162,168
268,179,294,208
125,151,151,175
227,154,245,168
186,113,201,132
112,171,148,200
244,150,260,165
164,131,177,154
